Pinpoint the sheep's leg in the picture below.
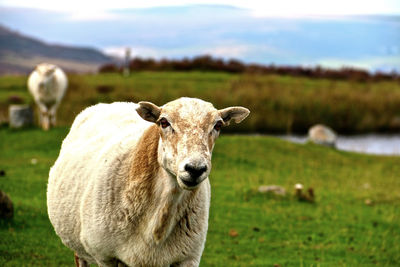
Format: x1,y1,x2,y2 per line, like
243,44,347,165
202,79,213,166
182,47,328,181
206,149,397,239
49,105,57,127
172,258,200,267
37,103,50,130
41,111,50,131
117,260,128,267
95,257,127,267
36,103,44,124
74,252,89,267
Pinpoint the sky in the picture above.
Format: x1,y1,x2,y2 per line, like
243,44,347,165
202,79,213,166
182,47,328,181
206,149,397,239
1,0,400,18
1,0,399,72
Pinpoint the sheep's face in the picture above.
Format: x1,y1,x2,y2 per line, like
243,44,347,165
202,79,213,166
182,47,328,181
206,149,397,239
36,63,56,79
35,64,57,95
137,97,249,190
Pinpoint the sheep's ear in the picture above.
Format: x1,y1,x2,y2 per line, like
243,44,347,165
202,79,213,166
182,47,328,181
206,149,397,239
136,101,161,123
219,107,250,126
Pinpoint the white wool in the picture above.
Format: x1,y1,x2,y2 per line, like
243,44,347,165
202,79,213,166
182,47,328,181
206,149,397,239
47,98,249,267
48,102,210,266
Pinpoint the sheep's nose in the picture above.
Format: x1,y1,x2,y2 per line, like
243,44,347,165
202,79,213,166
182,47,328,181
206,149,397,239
184,164,207,179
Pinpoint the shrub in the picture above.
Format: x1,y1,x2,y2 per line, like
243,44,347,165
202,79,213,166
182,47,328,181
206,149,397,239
7,95,24,104
97,56,400,81
96,85,114,94
98,64,120,73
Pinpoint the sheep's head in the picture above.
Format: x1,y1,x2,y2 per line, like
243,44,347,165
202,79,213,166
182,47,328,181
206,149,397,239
137,97,249,190
35,63,57,96
35,63,56,77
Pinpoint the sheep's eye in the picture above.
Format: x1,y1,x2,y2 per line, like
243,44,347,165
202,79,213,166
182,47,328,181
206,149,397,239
160,118,170,129
214,121,223,131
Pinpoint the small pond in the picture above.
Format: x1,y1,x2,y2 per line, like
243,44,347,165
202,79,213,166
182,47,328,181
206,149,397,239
276,134,400,156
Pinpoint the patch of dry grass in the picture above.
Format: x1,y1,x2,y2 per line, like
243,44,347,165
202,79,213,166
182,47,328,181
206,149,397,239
1,72,400,133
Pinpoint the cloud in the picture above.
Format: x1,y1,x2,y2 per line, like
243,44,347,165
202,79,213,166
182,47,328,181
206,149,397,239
2,0,399,18
104,44,251,59
2,4,399,72
199,44,249,58
66,10,120,21
104,46,163,58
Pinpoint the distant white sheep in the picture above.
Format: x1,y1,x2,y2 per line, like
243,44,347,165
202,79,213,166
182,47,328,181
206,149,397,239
308,124,337,147
27,63,68,130
47,97,249,267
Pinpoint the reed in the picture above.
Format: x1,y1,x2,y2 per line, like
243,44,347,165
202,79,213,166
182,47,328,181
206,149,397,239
1,72,400,133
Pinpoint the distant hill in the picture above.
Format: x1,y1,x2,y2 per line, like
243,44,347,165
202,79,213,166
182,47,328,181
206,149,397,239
0,25,113,74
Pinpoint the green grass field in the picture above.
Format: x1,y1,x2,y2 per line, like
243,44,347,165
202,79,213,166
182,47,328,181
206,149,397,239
1,127,399,266
1,72,400,133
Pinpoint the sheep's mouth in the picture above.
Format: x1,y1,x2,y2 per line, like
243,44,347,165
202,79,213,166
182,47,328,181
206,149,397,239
178,178,200,190
180,179,198,187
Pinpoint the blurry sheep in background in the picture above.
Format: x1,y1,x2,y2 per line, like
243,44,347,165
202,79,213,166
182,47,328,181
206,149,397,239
27,63,68,130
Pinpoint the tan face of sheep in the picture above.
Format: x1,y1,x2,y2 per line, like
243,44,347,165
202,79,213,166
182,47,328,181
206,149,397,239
35,64,57,97
36,63,56,76
137,98,249,190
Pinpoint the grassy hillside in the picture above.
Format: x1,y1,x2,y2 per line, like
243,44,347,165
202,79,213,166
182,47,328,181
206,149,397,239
1,128,399,266
1,72,400,133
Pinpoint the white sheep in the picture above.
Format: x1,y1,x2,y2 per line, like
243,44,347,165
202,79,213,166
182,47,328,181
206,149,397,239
27,63,68,130
47,97,249,267
308,124,337,147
